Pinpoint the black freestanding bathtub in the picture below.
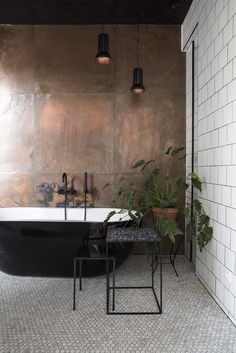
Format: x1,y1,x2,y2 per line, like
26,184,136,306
0,207,132,277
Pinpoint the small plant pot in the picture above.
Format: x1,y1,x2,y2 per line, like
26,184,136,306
153,207,178,220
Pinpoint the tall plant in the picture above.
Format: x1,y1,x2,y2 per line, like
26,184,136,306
184,173,213,252
102,147,213,252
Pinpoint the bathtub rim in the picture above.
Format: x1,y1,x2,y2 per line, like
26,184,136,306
0,206,135,223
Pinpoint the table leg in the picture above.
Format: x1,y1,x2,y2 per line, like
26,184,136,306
106,242,109,314
160,239,162,313
112,258,115,311
73,259,76,311
170,233,184,277
79,259,82,291
151,254,154,289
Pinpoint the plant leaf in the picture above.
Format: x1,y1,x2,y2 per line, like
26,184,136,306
183,207,190,218
188,172,202,191
140,159,155,172
104,210,117,223
165,146,185,157
170,146,185,157
131,160,146,169
194,199,202,213
99,182,110,194
165,146,173,155
186,219,195,241
159,219,177,243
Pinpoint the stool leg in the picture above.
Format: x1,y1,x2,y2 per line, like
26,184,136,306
79,259,82,291
112,258,115,311
106,243,109,314
151,254,154,289
73,259,76,311
160,240,162,314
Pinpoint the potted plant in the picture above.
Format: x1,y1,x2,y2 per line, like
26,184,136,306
135,146,184,224
102,147,213,252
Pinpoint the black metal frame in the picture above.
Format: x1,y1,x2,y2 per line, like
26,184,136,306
165,230,184,277
106,240,162,315
73,256,115,311
190,39,195,263
183,23,198,263
182,23,198,51
132,231,184,277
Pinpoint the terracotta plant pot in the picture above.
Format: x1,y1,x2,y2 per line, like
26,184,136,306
153,207,178,220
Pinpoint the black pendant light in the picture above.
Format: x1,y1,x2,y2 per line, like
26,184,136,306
96,32,112,64
131,24,145,94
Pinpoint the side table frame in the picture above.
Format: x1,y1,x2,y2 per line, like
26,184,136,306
106,239,162,315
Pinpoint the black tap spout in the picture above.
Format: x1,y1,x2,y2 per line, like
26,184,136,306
62,172,67,186
62,172,68,220
84,172,88,221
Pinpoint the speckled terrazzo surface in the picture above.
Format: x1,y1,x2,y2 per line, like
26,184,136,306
0,255,236,353
106,227,161,243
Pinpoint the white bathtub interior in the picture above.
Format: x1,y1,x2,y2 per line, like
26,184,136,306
0,207,133,223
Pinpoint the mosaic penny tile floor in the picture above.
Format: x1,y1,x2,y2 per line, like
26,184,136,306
1,255,236,353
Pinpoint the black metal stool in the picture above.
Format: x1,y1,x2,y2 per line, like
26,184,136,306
106,227,162,315
73,255,115,311
73,229,117,311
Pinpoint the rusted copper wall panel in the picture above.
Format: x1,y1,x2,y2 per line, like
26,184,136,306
0,25,185,207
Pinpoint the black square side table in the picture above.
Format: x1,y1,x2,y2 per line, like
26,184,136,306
106,227,162,315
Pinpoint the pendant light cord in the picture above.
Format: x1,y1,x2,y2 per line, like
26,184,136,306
137,23,139,67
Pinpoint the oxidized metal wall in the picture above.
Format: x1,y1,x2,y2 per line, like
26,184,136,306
0,25,185,207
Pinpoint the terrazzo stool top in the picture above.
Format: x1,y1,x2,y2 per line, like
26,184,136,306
106,227,161,243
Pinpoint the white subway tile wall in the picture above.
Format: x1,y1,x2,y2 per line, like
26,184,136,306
182,0,236,324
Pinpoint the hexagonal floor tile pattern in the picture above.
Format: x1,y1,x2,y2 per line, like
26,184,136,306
0,255,236,353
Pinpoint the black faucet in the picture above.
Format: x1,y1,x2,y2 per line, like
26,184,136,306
62,172,68,220
84,172,88,221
